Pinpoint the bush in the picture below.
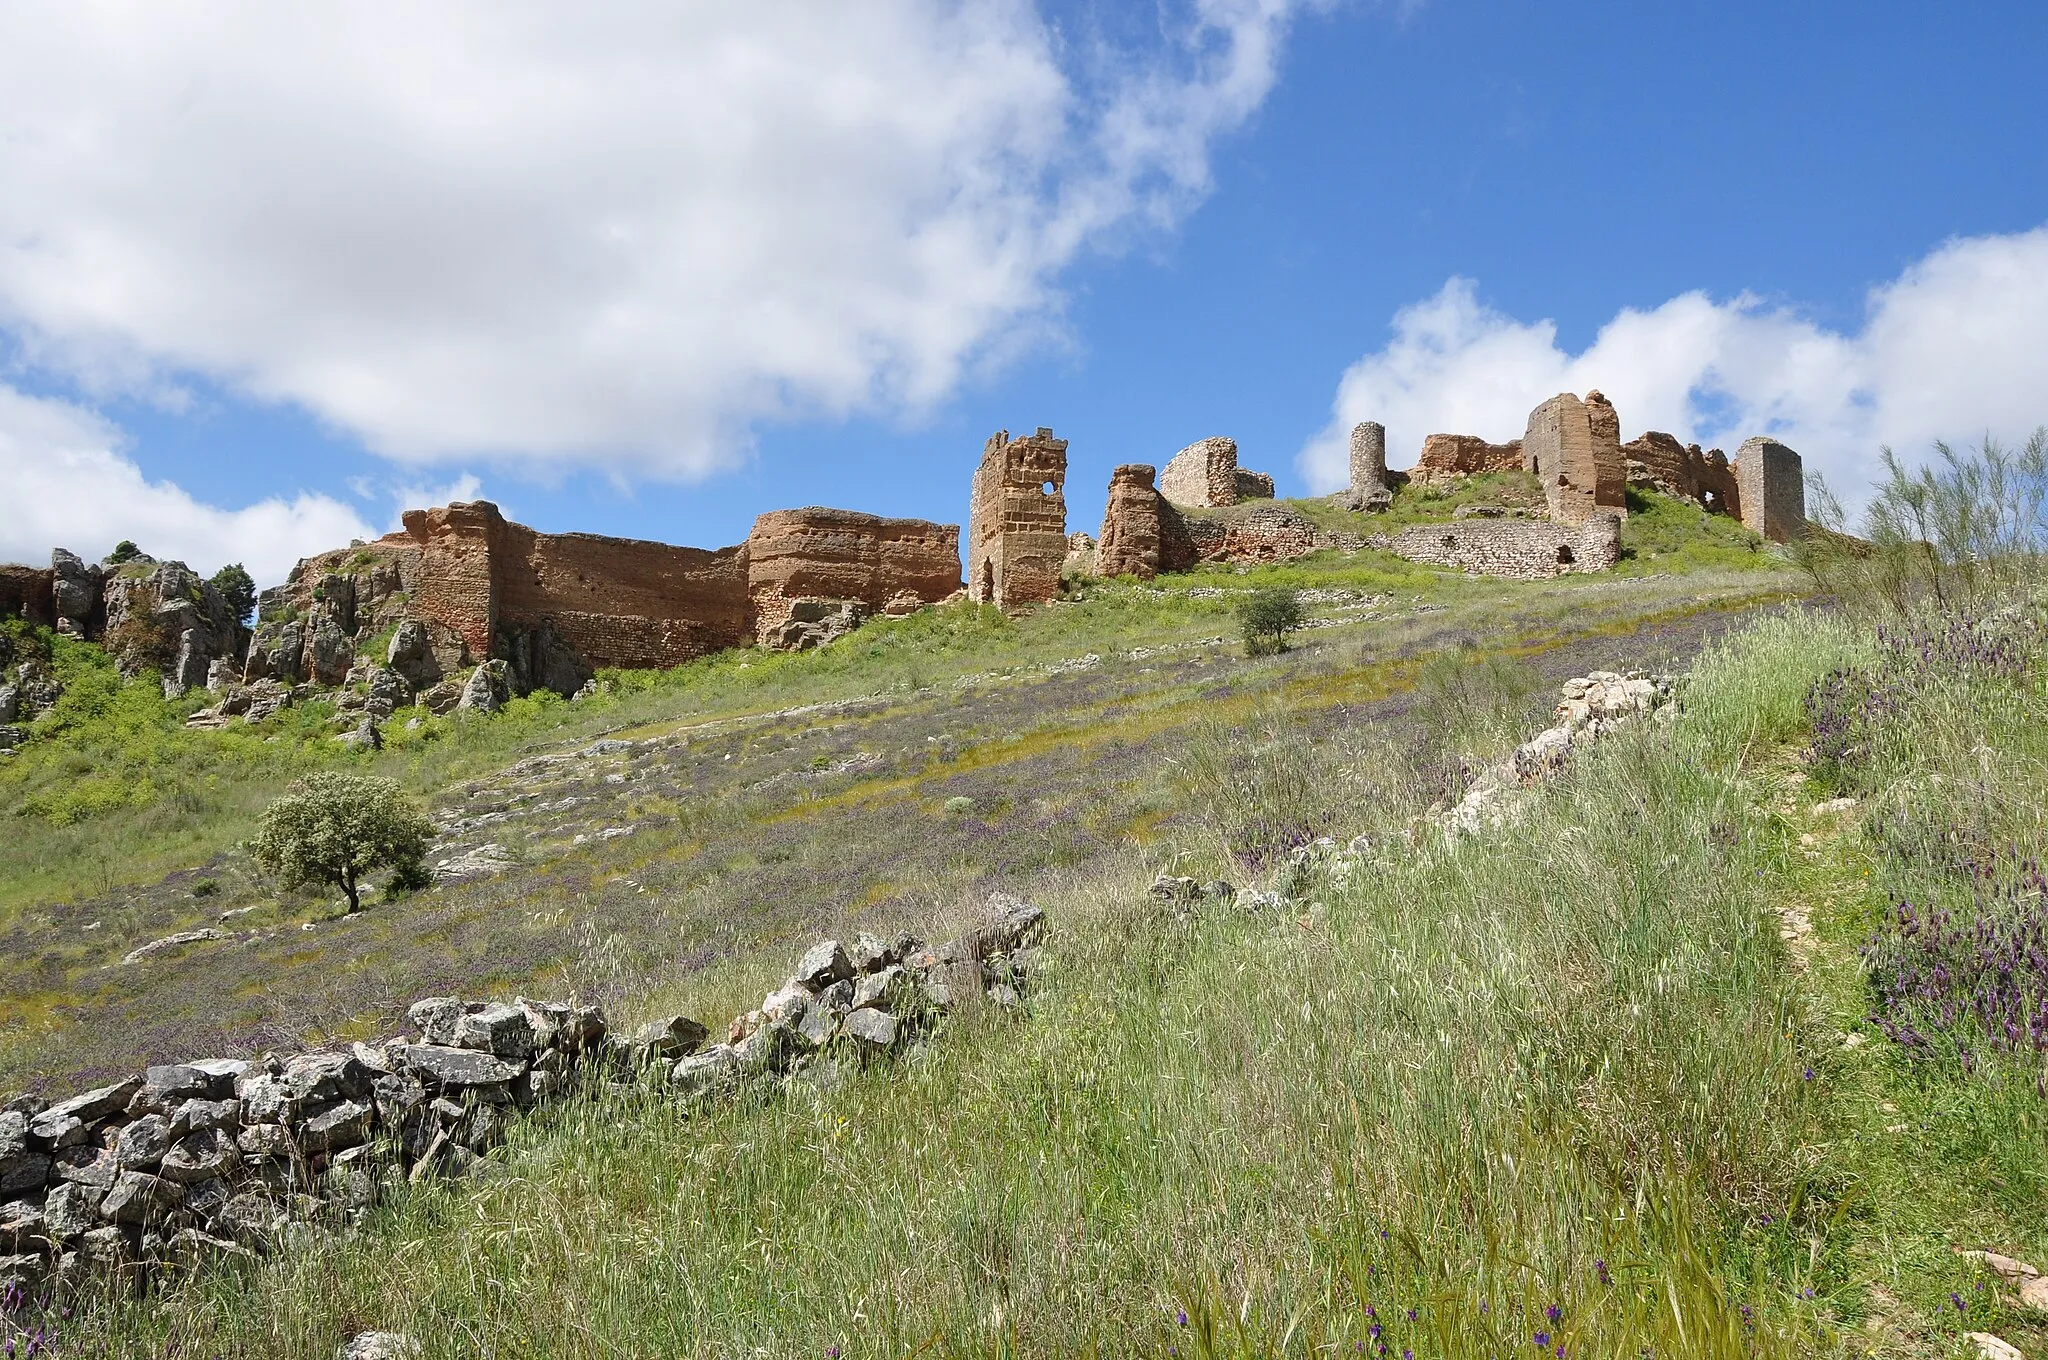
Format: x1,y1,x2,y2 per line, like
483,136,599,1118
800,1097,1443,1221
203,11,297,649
249,772,434,913
209,563,257,626
107,540,143,564
1235,587,1304,657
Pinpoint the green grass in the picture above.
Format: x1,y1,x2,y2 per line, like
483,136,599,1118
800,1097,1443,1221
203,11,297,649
59,599,2004,1357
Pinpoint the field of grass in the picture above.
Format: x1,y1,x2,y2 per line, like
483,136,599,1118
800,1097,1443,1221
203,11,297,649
21,584,2040,1358
58,497,2045,1357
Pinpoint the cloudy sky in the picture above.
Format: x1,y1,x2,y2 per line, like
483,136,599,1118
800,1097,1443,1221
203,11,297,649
1,1,2044,582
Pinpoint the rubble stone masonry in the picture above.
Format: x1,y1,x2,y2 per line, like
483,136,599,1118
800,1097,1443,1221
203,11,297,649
1735,437,1806,542
1389,514,1622,580
1622,432,1740,516
1412,433,1526,487
746,508,961,644
967,427,1068,607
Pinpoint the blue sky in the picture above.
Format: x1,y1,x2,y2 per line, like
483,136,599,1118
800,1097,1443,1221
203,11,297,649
2,1,2045,582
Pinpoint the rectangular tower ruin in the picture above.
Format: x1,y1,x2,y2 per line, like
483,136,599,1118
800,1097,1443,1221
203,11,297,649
1734,437,1806,542
967,427,1068,607
1522,390,1627,526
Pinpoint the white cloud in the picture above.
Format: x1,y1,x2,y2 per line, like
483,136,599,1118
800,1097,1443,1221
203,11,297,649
1297,226,2048,505
0,384,376,585
0,0,1311,479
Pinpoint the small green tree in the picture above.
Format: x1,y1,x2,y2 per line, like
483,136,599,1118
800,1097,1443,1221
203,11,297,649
1236,586,1304,657
250,772,434,913
107,540,143,564
209,563,258,626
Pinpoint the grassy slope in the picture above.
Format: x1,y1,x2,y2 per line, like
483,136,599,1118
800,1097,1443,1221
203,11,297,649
53,600,2045,1360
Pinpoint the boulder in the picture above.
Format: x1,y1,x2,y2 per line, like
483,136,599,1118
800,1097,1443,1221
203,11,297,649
451,1002,536,1059
842,1008,900,1049
363,665,414,720
627,1016,711,1063
399,1045,526,1089
100,1170,184,1224
456,660,511,715
297,1100,373,1155
386,620,444,691
114,1113,173,1171
794,940,854,989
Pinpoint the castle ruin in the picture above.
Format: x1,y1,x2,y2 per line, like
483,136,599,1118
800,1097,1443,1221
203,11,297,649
966,427,1069,607
1158,436,1276,508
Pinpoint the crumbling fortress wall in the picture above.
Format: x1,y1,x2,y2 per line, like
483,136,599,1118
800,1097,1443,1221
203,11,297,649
1096,464,1173,579
967,427,1068,607
1622,432,1739,515
1388,514,1621,580
1522,390,1629,525
1411,433,1525,486
746,509,962,647
1159,436,1275,508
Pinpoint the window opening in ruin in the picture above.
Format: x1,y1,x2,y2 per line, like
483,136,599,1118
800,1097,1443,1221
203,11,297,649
980,557,994,602
1042,482,1056,496
1440,535,1456,548
1556,545,1575,565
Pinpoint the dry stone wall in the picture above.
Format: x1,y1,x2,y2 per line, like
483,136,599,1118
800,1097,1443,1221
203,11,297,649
967,428,1068,607
0,899,1047,1303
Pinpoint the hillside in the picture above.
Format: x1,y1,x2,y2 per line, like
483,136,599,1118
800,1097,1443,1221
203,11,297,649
11,476,2048,1358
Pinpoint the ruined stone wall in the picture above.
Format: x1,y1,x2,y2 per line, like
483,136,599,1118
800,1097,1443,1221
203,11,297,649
745,508,960,643
1096,464,1167,579
1412,433,1525,486
1159,436,1240,507
1184,506,1328,565
1734,437,1806,542
1233,469,1275,501
966,428,1067,607
1522,392,1626,526
0,565,56,628
494,518,750,672
1621,432,1740,516
1388,514,1621,580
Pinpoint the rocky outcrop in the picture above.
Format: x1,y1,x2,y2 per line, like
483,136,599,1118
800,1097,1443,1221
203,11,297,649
1522,391,1627,526
967,428,1068,607
0,904,1045,1301
1159,437,1276,509
1438,670,1675,835
1386,514,1621,580
0,566,56,630
50,550,103,638
745,508,960,646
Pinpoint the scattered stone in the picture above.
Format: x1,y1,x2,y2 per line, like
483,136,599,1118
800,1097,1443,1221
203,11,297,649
1968,1334,2025,1360
342,1331,422,1360
122,929,228,965
627,1016,711,1063
434,843,519,884
794,940,854,989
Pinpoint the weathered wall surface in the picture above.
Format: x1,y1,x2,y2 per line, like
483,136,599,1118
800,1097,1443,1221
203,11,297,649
1183,506,1328,565
967,428,1068,607
1522,392,1627,526
1388,514,1622,580
1096,464,1167,579
745,508,960,644
1734,437,1806,542
1159,436,1241,507
1233,469,1275,501
1413,433,1525,486
1622,432,1740,516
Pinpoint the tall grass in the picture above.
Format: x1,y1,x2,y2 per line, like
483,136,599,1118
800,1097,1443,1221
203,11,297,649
56,611,1850,1358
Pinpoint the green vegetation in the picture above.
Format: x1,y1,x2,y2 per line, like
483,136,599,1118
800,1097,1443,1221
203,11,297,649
1234,585,1303,655
249,772,434,913
106,539,142,564
210,561,258,625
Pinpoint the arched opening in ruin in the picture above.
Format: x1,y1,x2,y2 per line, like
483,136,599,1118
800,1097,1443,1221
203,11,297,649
1703,490,1724,513
1556,544,1575,565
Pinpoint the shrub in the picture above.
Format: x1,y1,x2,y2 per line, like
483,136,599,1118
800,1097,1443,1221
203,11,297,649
249,772,434,913
1235,587,1304,657
208,563,257,626
107,540,143,564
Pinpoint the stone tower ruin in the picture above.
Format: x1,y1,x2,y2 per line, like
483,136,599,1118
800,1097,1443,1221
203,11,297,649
1522,390,1628,526
967,427,1068,607
1734,437,1806,542
1345,421,1392,510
